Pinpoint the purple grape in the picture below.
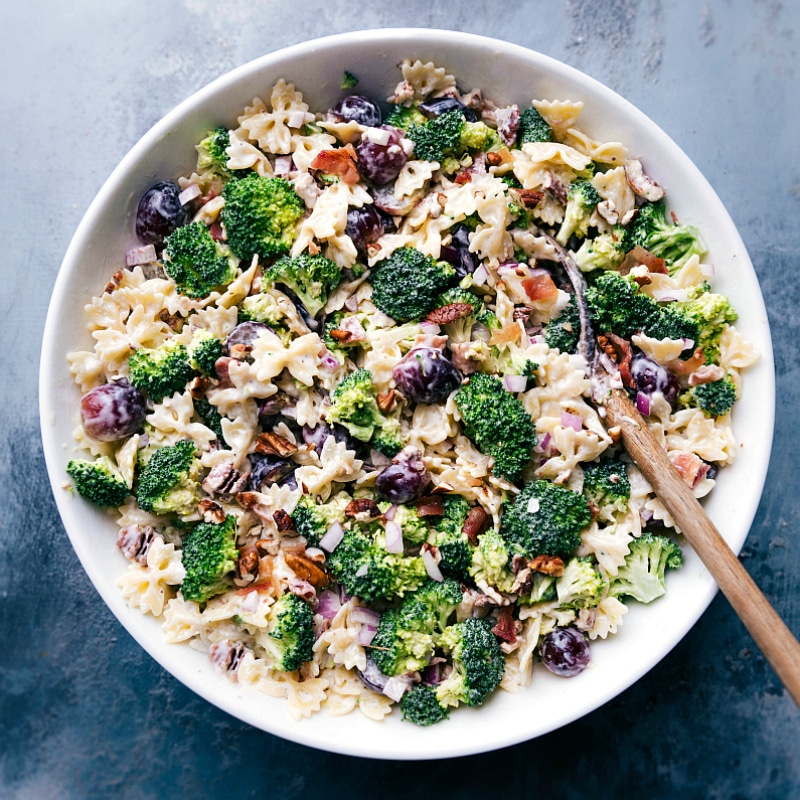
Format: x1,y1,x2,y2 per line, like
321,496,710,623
447,224,478,277
393,348,462,405
224,321,270,355
331,95,382,127
345,205,384,257
356,126,408,185
302,423,356,452
630,353,680,406
80,379,146,442
249,454,294,490
540,628,591,677
135,182,188,245
418,96,478,122
375,453,430,504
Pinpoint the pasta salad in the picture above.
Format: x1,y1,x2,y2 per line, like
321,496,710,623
65,59,758,726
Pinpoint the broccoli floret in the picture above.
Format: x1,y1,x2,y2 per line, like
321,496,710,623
163,221,238,298
544,294,581,354
400,684,449,726
555,557,606,610
385,104,427,130
263,592,315,671
683,377,737,418
193,396,228,447
392,505,429,544
469,528,516,594
408,109,467,163
676,292,738,364
180,514,238,605
582,458,631,517
434,287,491,344
326,528,428,602
609,532,683,604
262,252,342,318
238,291,285,326
517,106,553,145
196,127,231,174
556,181,601,245
128,339,195,403
340,71,359,89
66,457,129,507
574,229,627,272
625,201,705,271
500,480,592,559
369,246,456,321
188,329,223,376
460,121,501,153
371,414,405,458
586,271,700,348
221,174,305,262
528,573,558,604
135,440,201,516
327,368,398,445
436,618,505,708
430,495,474,581
454,372,538,482
291,493,347,548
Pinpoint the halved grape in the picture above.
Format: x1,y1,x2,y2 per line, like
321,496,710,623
356,127,408,185
418,96,478,122
135,182,188,245
393,348,462,405
375,453,430,504
345,205,384,257
540,627,591,677
332,95,382,127
630,353,680,406
80,379,147,442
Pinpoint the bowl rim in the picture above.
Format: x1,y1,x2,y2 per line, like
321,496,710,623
40,27,775,759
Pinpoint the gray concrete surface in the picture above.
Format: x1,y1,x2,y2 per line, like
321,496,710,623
1,1,798,797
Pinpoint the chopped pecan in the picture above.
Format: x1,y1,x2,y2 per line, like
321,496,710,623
491,606,517,644
631,272,653,288
198,498,226,525
513,306,533,322
625,159,665,202
234,546,260,587
528,554,565,576
208,640,248,678
284,552,329,589
415,495,444,517
158,308,183,330
376,389,397,413
587,499,601,521
424,302,475,325
607,425,622,445
430,482,454,494
116,525,156,565
486,151,504,167
518,188,545,208
273,509,296,532
255,431,298,458
188,376,210,399
254,538,273,557
328,328,355,344
104,269,125,294
228,342,252,361
345,498,382,519
203,462,249,497
462,506,490,545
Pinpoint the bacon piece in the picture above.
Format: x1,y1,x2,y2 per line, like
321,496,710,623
666,347,706,376
619,245,668,276
521,270,559,303
670,451,710,489
415,495,444,517
462,507,490,544
491,606,517,644
310,144,359,185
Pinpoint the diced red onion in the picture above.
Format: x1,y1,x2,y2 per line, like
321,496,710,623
383,504,397,521
274,156,293,176
178,183,201,206
504,374,528,393
126,244,157,267
316,589,342,620
319,521,345,553
473,264,489,286
357,626,377,646
682,338,695,351
561,411,582,431
370,449,392,466
383,676,412,703
384,521,404,554
422,548,444,582
421,662,442,685
320,349,342,369
636,391,651,416
497,261,520,273
652,288,689,302
529,334,543,344
288,110,308,129
539,432,551,453
350,606,382,627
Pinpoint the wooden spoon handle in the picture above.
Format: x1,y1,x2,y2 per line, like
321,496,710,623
605,388,800,706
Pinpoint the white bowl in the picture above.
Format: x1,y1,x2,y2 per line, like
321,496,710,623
40,29,774,759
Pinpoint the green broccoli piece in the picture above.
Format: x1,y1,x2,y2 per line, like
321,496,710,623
369,246,456,321
527,573,558,604
180,514,238,604
430,495,474,581
555,557,606,610
371,414,405,458
326,368,388,442
676,292,738,364
385,104,428,131
433,286,491,344
582,458,631,517
469,528,516,594
683,377,737,418
238,291,285,326
556,181,601,245
408,109,467,163
326,528,427,602
392,505,429,544
66,457,129,507
436,618,505,708
574,229,627,272
188,329,223,376
128,339,195,403
290,494,347,548
400,684,449,726
454,372,538,482
163,221,238,298
545,294,581,354
263,592,315,671
262,252,342,318
221,173,305,262
196,127,231,174
135,440,201,516
517,106,554,145
461,121,501,153
625,201,705,271
193,396,228,447
340,71,359,89
500,480,592,559
609,532,683,604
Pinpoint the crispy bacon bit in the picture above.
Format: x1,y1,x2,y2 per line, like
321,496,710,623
310,143,359,185
454,171,472,185
273,509,296,532
688,363,726,386
415,495,444,517
104,269,125,294
284,552,329,589
667,347,706,376
329,328,355,344
462,506,490,544
209,221,224,241
491,606,517,644
528,554,565,576
228,342,252,361
625,159,665,202
521,270,559,303
598,332,634,389
513,306,533,321
376,389,397,413
670,451,710,489
255,431,298,458
198,498,226,525
619,245,668,276
214,357,234,388
345,498,382,519
425,302,475,325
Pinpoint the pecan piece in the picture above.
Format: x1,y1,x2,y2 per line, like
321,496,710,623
203,462,249,497
415,495,444,517
273,509,296,533
284,552,329,589
424,303,475,325
345,498,382,519
228,342,252,361
209,640,248,678
234,546,260,587
518,188,545,208
328,328,355,344
198,499,226,525
116,525,156,565
376,389,397,413
188,376,210,399
486,151,503,167
255,431,298,458
528,554,565,576
462,506,490,544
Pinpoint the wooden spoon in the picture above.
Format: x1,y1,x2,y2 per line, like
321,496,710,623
604,387,800,705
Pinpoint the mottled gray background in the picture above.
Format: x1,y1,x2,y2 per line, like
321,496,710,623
2,1,799,797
